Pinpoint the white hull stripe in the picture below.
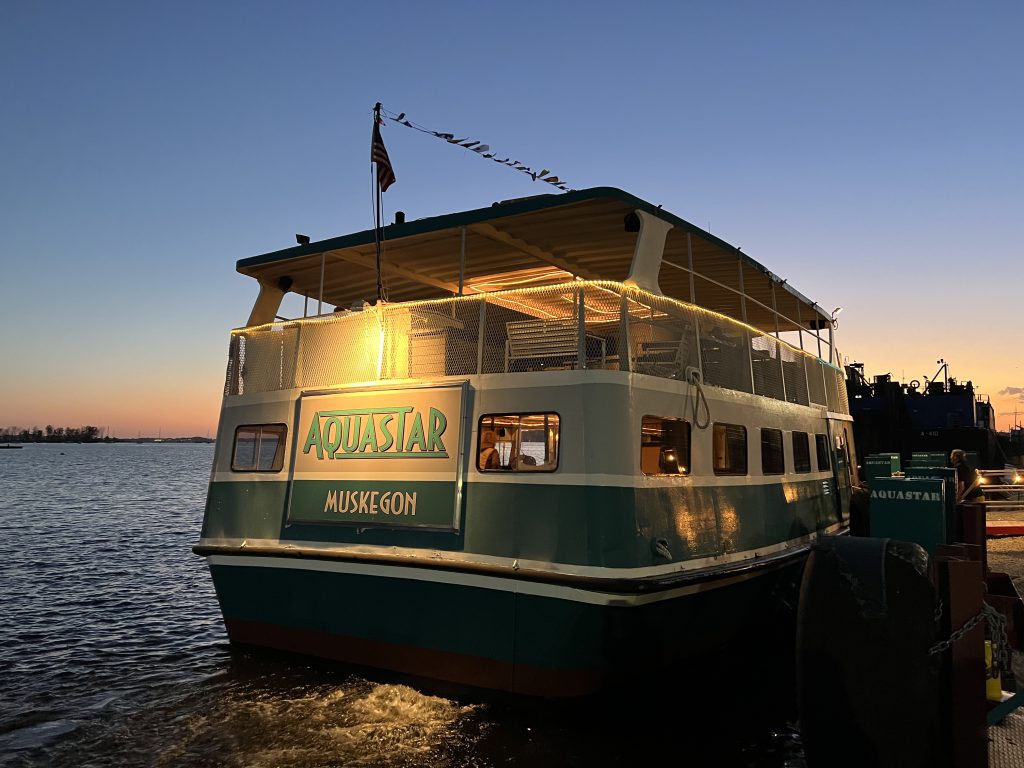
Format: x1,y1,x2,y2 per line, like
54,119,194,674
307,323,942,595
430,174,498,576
206,553,794,607
200,521,844,584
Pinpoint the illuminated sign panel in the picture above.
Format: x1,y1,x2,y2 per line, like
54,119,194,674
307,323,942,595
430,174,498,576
288,384,465,529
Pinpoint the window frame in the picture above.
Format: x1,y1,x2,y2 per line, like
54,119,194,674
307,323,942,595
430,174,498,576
640,415,692,476
815,433,831,472
476,412,560,473
760,428,785,475
792,431,812,473
713,422,748,476
231,423,288,473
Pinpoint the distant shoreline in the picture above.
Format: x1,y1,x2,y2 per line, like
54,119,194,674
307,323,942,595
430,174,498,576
1,437,215,445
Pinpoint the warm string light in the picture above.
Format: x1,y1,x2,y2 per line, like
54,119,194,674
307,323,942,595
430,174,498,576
378,105,575,192
236,279,833,369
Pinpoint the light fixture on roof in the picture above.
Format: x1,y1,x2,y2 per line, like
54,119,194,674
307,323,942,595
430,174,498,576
296,234,310,246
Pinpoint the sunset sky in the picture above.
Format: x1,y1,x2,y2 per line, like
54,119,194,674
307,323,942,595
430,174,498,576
2,1,1021,437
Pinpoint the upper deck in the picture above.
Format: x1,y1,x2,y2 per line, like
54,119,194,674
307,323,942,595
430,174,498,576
227,188,848,412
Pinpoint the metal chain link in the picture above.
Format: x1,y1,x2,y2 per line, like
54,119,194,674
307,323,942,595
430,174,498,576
929,600,1013,679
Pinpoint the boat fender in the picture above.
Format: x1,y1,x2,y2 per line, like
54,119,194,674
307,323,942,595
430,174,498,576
796,535,939,768
651,537,672,559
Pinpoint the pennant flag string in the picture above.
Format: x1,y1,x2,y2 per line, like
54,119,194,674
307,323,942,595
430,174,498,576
379,106,574,191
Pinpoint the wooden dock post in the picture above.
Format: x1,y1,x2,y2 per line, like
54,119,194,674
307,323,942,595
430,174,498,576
933,555,987,768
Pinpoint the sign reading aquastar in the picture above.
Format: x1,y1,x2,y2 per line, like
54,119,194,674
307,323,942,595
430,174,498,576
303,406,449,459
288,385,465,530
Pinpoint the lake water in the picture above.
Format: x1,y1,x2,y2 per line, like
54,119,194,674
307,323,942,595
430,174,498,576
0,444,804,767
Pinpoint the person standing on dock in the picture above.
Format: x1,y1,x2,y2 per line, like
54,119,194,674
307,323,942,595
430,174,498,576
950,449,984,502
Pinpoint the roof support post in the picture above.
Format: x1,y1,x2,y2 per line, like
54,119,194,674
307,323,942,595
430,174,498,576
477,299,486,375
459,226,466,296
318,252,326,315
618,291,631,373
738,261,748,323
624,210,672,295
247,276,291,327
577,287,586,369
687,232,696,303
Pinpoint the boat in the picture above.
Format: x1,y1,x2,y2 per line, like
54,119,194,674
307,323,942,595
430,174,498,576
0,444,23,449
844,361,1009,470
194,186,858,697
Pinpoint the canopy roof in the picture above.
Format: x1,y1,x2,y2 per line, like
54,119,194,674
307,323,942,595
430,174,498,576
237,186,830,333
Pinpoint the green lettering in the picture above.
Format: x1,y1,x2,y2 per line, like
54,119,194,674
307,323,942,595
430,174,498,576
405,411,427,452
341,415,361,453
378,414,395,452
303,413,324,459
324,416,343,458
426,407,448,454
358,414,380,453
396,410,407,452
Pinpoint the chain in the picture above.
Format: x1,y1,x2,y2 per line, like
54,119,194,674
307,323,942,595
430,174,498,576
929,600,1013,679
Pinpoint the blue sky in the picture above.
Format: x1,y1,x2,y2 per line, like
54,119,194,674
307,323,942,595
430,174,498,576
2,1,1022,434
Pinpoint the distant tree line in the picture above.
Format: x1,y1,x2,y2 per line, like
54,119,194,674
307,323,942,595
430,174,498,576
2,425,105,443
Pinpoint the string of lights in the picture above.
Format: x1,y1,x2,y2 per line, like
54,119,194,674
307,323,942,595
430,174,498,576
379,106,574,192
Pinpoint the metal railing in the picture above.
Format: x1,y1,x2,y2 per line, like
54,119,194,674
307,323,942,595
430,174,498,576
224,280,850,414
978,469,1024,512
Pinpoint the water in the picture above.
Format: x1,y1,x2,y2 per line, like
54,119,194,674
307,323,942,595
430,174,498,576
0,444,804,767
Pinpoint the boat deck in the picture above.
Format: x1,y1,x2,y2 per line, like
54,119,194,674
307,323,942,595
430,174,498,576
991,697,1024,767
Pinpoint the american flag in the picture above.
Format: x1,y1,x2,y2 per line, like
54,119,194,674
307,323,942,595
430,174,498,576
371,121,396,192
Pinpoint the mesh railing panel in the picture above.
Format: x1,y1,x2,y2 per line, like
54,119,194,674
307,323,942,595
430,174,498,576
750,334,785,401
223,281,837,406
807,361,828,406
296,312,383,388
699,314,752,393
835,369,850,414
824,365,842,413
626,290,700,380
780,344,809,405
232,325,299,395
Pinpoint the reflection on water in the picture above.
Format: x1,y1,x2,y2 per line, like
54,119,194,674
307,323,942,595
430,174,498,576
0,444,802,767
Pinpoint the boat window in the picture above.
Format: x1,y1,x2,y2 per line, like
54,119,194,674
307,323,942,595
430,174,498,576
477,413,559,472
713,423,747,475
761,428,785,475
641,416,691,476
815,433,831,472
792,431,812,473
231,424,287,472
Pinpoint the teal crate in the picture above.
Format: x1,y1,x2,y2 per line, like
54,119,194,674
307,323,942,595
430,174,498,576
868,477,947,555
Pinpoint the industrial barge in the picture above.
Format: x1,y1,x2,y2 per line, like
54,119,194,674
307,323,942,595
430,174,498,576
194,187,857,696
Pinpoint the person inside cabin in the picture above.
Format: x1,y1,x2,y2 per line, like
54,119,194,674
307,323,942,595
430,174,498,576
479,430,501,470
950,449,984,502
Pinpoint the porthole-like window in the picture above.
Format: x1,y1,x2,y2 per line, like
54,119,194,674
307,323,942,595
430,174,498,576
761,428,785,475
815,433,831,471
713,423,747,476
793,431,812,473
232,424,287,472
641,416,691,476
478,413,559,472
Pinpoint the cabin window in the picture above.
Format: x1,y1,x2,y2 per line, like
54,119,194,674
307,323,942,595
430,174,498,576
815,433,831,471
792,431,812,473
641,416,691,476
761,428,785,475
478,413,559,472
713,423,747,475
232,424,287,472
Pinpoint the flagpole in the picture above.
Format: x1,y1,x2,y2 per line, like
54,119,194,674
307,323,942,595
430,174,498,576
373,102,383,304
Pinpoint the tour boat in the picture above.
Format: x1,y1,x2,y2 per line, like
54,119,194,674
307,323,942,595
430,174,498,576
194,187,858,696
